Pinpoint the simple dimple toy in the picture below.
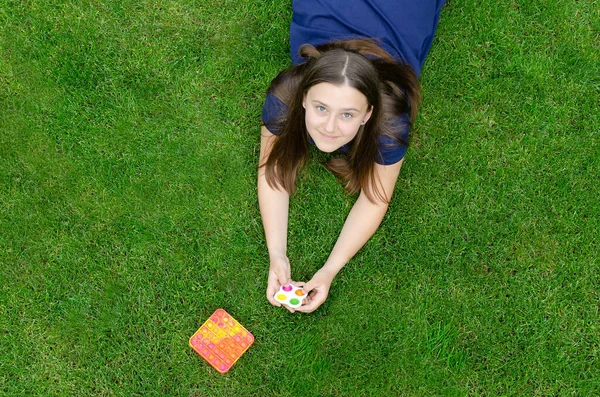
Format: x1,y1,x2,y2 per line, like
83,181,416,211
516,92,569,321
274,284,306,308
189,309,254,374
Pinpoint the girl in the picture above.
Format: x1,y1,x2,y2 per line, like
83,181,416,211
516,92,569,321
258,0,446,312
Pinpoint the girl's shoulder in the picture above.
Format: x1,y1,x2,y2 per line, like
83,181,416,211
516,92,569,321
263,67,303,133
262,91,288,134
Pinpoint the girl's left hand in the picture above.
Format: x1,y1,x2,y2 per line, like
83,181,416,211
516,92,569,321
294,268,335,313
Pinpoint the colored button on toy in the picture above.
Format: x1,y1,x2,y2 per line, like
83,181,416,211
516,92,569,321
274,284,306,309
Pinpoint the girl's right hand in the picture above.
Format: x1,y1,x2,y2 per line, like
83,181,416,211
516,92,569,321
266,255,293,310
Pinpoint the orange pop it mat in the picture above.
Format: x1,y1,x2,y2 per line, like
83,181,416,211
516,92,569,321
189,309,254,373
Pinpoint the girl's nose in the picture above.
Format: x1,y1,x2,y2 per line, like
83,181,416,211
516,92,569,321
324,115,336,133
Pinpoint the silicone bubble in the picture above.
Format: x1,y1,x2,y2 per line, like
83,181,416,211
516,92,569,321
189,309,254,374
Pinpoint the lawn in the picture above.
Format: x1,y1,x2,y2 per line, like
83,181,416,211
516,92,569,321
1,0,599,395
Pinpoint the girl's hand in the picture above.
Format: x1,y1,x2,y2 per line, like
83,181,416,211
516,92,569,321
266,255,293,311
295,268,335,313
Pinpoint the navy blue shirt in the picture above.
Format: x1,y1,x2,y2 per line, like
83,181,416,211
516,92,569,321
290,0,446,75
262,0,445,165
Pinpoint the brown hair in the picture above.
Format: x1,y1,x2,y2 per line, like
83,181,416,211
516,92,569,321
262,39,420,203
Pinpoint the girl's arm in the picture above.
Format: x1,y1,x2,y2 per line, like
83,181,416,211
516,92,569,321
257,126,293,309
295,159,404,313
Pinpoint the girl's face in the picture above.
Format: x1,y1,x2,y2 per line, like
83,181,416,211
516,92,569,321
303,82,373,153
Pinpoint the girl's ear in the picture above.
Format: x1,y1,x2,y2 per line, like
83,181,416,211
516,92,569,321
363,106,374,124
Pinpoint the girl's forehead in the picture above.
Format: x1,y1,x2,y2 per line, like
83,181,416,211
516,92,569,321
305,82,369,110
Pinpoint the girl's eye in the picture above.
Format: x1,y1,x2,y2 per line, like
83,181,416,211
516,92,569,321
342,113,353,119
317,106,326,112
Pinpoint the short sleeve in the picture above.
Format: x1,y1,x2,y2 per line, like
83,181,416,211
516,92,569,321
375,113,410,165
261,92,288,135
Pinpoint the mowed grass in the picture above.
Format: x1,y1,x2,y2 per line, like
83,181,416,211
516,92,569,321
1,0,599,395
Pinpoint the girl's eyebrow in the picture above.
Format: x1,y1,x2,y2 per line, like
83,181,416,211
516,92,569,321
311,100,360,112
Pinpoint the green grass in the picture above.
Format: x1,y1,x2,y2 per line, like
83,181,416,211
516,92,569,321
1,0,599,395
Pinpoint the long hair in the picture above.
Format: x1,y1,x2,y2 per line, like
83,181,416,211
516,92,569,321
262,39,420,203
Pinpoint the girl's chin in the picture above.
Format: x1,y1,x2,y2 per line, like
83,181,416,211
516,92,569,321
314,141,342,153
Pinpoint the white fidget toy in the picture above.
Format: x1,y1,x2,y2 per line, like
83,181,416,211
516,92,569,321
274,284,306,308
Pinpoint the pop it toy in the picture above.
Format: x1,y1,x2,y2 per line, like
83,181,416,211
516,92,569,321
189,309,254,374
274,284,306,309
